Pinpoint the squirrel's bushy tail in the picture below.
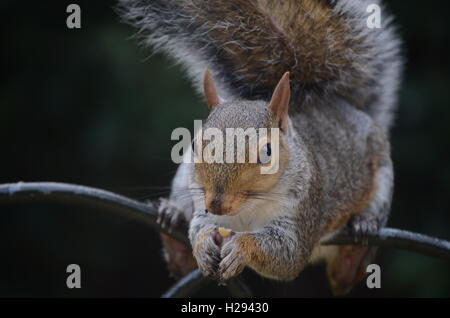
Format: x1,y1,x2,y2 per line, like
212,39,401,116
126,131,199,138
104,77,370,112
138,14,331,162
118,0,402,130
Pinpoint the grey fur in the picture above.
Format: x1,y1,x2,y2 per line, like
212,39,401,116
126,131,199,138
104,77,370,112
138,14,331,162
119,0,401,291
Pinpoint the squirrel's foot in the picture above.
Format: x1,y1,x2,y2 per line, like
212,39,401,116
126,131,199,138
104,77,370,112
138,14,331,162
218,233,249,282
157,198,184,233
348,212,381,246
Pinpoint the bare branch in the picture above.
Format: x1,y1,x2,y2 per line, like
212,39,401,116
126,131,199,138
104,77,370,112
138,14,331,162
1,181,449,298
162,269,210,298
161,269,253,298
224,275,254,297
0,182,252,297
2,182,449,260
322,228,450,262
0,181,189,245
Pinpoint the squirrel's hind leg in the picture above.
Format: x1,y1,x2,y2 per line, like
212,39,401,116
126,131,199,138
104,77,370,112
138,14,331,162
160,233,197,279
327,158,393,295
326,245,375,296
349,159,393,243
158,198,197,279
158,161,200,279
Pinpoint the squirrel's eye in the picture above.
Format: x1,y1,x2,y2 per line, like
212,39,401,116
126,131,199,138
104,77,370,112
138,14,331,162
258,143,272,165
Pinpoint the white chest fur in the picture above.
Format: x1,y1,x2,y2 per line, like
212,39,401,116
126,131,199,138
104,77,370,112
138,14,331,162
192,192,296,232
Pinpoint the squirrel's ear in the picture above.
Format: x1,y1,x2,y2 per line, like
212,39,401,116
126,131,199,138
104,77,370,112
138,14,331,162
203,68,220,110
269,72,291,133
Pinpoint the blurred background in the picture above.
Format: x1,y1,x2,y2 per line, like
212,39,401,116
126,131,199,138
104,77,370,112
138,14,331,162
1,0,449,297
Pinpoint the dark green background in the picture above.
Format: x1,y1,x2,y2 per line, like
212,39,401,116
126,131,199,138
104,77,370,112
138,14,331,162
1,1,449,297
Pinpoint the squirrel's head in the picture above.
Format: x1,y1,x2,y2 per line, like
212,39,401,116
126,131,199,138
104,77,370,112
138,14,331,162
193,69,291,216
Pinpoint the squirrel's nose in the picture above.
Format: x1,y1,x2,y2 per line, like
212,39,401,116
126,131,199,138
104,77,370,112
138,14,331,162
206,196,224,215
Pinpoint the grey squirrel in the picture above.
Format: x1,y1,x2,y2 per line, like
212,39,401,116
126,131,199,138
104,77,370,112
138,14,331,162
118,0,402,295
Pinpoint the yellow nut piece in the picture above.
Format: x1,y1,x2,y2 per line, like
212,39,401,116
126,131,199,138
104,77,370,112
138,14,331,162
218,227,232,238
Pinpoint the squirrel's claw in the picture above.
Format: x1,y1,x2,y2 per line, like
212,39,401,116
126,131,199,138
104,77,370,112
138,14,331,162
158,198,184,233
349,213,381,246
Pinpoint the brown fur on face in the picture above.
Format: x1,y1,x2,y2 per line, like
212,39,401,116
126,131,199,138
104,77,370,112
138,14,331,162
195,70,291,216
194,105,290,216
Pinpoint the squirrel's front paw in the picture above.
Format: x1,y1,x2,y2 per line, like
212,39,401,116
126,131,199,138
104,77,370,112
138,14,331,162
192,228,221,278
218,233,251,281
157,198,184,233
